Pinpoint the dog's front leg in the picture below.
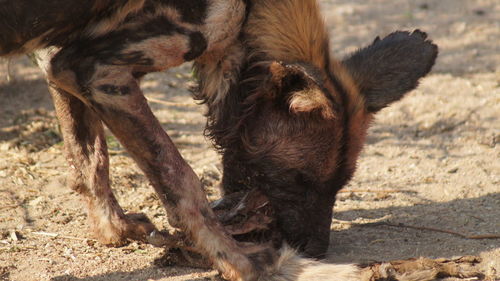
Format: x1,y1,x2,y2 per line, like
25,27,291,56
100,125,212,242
87,79,256,280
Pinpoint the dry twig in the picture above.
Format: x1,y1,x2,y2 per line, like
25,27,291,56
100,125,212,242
31,231,94,242
338,220,500,240
0,204,21,210
5,58,15,83
360,256,484,281
146,97,198,107
337,189,413,194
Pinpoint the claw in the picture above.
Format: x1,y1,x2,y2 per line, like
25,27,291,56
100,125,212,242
147,230,178,248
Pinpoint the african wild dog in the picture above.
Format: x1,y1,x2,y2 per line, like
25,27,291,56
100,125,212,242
1,0,439,280
195,0,438,261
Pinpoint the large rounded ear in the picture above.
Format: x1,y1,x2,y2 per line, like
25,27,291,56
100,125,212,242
266,61,335,119
342,30,438,113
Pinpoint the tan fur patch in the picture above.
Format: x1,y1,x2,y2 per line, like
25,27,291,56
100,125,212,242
289,89,335,119
261,246,360,281
245,0,329,69
85,0,146,38
124,34,190,70
20,29,54,54
196,43,245,103
201,0,246,53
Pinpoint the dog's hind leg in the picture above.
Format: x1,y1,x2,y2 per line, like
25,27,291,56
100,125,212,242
35,48,157,245
49,85,157,245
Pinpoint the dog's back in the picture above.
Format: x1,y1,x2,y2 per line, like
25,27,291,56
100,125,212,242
0,0,145,56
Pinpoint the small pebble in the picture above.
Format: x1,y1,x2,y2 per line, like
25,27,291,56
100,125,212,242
419,3,429,10
473,9,486,16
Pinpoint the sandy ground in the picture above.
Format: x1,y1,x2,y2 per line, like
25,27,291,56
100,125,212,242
0,0,499,280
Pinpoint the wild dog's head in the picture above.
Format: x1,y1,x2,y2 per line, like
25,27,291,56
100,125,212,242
195,0,437,258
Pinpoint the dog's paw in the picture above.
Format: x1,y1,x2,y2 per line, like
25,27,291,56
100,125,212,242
91,212,157,246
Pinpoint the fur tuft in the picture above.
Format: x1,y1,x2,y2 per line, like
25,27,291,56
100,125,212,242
244,0,330,69
260,246,360,281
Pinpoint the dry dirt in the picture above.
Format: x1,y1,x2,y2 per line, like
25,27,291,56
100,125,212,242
0,0,499,280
